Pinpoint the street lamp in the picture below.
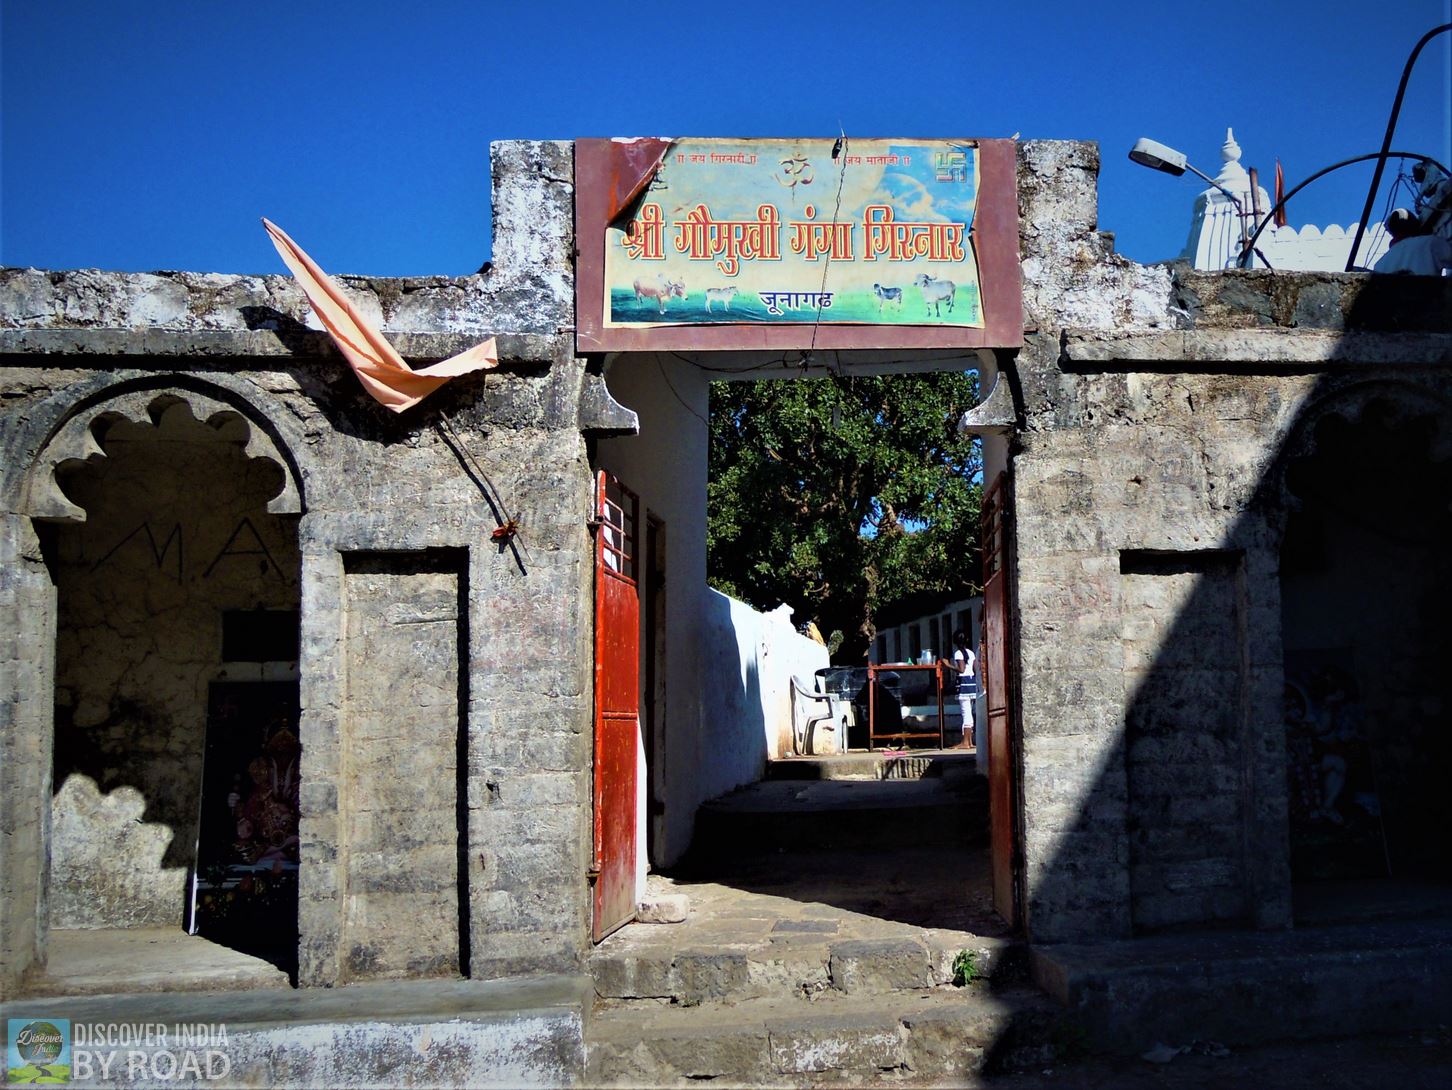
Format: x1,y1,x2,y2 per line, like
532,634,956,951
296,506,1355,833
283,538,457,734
1129,138,1249,216
1129,137,1255,265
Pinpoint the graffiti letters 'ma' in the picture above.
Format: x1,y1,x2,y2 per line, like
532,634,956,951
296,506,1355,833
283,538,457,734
92,517,284,581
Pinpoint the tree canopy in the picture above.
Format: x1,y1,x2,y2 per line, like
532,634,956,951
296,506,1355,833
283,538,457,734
707,371,983,662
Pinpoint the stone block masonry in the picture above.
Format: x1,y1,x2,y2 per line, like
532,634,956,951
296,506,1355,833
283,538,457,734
341,552,465,981
0,140,611,999
1009,140,1452,945
1,132,1447,1087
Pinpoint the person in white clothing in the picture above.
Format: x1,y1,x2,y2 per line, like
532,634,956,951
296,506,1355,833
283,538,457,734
1373,208,1452,276
950,630,978,748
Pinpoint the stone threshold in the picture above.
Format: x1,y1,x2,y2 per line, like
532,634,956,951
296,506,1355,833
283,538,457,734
20,927,289,998
3,971,591,1029
768,749,980,782
586,984,1060,1085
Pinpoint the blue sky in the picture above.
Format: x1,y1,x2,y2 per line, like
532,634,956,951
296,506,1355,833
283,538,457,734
3,1,1449,277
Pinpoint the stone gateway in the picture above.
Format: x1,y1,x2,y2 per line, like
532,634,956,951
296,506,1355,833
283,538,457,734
2,137,1449,1081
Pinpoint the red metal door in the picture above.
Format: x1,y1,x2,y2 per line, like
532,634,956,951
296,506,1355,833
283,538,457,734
593,470,640,941
981,473,1021,926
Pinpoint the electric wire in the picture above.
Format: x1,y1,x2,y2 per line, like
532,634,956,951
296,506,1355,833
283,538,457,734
654,354,709,427
1238,151,1451,268
806,128,849,374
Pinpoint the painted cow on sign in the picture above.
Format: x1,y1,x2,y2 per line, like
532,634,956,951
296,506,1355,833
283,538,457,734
705,286,738,313
913,273,956,317
634,277,687,314
872,283,904,314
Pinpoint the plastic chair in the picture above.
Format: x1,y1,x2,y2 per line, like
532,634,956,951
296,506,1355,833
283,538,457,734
789,675,849,755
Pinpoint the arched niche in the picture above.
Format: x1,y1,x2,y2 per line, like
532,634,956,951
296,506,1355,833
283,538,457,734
21,385,304,524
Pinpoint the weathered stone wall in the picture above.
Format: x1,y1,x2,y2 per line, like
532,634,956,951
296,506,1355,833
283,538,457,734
1009,140,1452,943
48,405,301,928
1121,551,1248,932
0,140,609,998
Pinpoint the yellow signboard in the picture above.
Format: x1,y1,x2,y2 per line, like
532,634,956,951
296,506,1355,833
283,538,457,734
604,138,982,328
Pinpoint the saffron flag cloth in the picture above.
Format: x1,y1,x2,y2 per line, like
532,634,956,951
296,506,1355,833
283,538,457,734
263,218,498,413
1273,160,1287,228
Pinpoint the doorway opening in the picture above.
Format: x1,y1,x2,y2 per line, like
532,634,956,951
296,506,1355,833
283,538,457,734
1280,394,1452,923
593,350,1011,950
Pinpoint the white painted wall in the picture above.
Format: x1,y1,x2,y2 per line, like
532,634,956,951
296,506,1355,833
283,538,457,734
700,592,829,779
596,353,708,870
871,594,983,666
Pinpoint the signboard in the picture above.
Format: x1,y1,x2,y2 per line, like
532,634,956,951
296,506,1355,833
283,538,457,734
576,137,1022,353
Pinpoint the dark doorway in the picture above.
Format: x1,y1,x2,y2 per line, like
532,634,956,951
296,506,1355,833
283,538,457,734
1280,398,1452,903
191,681,300,978
644,513,667,864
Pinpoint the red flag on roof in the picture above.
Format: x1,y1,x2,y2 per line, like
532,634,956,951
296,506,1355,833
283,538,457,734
262,218,498,413
1273,159,1287,228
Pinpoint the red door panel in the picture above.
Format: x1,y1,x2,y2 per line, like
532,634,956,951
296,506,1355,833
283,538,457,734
593,471,640,942
981,473,1020,927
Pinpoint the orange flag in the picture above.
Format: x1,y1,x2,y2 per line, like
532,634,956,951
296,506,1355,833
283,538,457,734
262,218,498,413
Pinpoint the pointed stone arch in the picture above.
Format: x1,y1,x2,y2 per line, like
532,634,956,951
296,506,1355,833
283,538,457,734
1272,378,1452,509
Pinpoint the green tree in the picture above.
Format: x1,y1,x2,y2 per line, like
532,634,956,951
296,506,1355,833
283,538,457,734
707,371,982,662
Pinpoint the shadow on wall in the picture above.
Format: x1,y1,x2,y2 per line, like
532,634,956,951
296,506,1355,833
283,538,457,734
697,589,769,804
993,361,1452,1062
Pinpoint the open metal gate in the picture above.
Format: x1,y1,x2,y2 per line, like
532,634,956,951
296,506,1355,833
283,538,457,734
592,470,640,941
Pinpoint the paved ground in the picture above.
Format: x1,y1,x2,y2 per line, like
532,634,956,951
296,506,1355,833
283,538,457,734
639,843,1010,944
601,764,1452,1087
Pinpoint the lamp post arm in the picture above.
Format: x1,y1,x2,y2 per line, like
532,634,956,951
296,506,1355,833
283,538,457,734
1183,162,1246,214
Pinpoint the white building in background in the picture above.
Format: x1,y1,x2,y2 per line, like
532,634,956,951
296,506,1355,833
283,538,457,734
1182,128,1390,272
870,594,982,666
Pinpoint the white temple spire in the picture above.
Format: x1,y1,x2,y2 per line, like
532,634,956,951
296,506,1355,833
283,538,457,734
1179,128,1388,270
1213,127,1250,191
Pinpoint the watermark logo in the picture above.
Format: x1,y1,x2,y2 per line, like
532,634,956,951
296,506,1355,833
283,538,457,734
7,1019,70,1085
8,1022,232,1084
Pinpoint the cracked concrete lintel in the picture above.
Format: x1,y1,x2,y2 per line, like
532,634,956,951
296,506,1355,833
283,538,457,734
957,372,1016,435
0,327,569,364
1062,328,1452,369
577,372,639,438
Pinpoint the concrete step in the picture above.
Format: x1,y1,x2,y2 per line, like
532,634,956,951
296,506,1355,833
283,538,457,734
1032,915,1452,1055
585,985,1061,1086
591,928,1024,1006
691,778,988,858
6,974,592,1088
21,927,290,997
767,751,979,782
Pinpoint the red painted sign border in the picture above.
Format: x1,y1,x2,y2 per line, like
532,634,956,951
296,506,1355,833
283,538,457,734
575,137,1023,353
